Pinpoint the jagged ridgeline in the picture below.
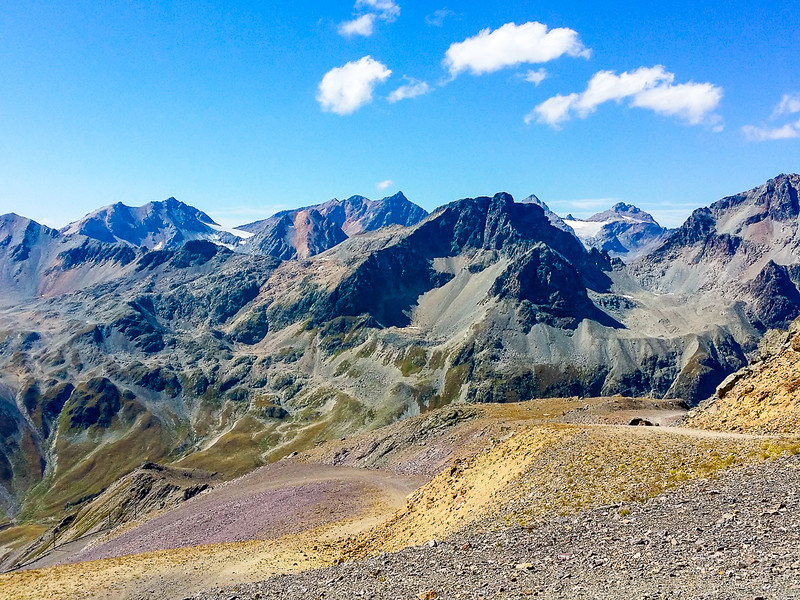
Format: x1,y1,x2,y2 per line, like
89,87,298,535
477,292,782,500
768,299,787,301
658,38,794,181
1,175,800,522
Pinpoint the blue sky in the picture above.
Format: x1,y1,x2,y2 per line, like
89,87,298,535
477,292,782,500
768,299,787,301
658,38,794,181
0,0,798,229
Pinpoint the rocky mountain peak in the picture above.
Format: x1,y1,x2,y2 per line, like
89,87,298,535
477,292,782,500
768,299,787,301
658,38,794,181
60,198,238,250
382,190,410,205
1,213,48,232
588,203,658,225
410,192,605,287
563,202,669,261
748,173,798,221
708,173,800,225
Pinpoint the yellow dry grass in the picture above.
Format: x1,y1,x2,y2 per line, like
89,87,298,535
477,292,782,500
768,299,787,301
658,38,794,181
339,423,779,558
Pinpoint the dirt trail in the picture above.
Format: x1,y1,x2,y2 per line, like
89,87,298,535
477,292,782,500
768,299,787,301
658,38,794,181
592,423,771,440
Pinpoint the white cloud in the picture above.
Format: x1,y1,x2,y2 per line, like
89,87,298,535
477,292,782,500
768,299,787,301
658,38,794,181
529,66,723,128
631,82,723,125
741,93,800,141
387,78,432,102
339,14,376,37
443,22,590,77
356,0,400,21
772,92,800,118
574,66,672,115
376,179,393,190
742,119,800,141
523,68,547,85
426,8,456,27
524,93,577,126
339,0,399,37
317,56,392,115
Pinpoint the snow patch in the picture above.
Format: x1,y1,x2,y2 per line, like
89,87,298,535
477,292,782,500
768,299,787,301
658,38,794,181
205,223,254,239
563,219,610,238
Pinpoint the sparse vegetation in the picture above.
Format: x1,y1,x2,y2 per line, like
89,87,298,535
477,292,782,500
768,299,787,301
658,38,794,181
395,345,427,377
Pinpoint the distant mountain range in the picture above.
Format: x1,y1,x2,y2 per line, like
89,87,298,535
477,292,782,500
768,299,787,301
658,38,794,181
60,197,248,250
57,191,429,260
1,175,800,529
51,191,670,262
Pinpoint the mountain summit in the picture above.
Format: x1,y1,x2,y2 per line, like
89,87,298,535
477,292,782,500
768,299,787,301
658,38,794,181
564,203,671,261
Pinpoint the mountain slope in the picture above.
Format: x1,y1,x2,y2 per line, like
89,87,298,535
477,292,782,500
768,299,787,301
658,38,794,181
633,173,800,330
61,198,248,250
243,208,348,259
0,214,139,306
0,214,62,302
1,399,791,599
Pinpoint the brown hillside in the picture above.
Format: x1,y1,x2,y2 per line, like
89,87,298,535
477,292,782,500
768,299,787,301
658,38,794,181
686,334,800,434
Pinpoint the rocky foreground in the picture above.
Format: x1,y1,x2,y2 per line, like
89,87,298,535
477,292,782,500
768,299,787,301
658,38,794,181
194,454,800,600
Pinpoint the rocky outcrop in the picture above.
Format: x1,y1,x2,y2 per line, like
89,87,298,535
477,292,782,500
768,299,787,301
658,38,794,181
489,244,619,329
685,329,800,434
746,261,800,330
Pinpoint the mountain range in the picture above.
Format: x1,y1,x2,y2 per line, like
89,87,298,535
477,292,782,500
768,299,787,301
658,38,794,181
1,174,799,526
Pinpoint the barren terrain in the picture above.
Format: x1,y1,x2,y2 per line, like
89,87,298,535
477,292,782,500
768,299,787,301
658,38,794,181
2,396,797,600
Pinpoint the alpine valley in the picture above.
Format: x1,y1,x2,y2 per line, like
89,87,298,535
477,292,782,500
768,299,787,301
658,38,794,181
2,175,800,594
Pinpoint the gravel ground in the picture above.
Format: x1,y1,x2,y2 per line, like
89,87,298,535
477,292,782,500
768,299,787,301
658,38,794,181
71,463,422,564
193,454,800,600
